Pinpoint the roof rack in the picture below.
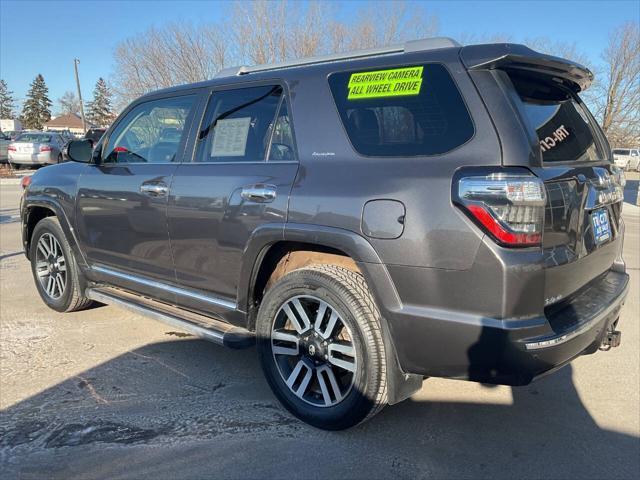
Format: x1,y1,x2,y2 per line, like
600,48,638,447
215,37,460,78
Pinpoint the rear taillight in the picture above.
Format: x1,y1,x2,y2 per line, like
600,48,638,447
7,145,16,152
39,145,52,152
456,173,546,247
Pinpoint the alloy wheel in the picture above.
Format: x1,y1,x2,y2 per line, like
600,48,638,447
271,295,357,407
35,233,67,300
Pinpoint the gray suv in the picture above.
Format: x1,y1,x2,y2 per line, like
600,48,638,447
20,38,629,430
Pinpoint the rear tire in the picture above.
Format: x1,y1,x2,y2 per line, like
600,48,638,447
256,264,387,430
30,217,93,312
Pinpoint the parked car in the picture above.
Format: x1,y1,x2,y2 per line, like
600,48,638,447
0,131,11,163
83,127,106,145
21,38,628,430
8,132,65,168
4,130,22,141
612,148,640,171
57,129,75,144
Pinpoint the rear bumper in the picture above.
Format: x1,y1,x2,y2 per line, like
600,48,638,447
8,152,54,165
383,269,629,386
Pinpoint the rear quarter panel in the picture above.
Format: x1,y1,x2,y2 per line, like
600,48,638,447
286,48,502,270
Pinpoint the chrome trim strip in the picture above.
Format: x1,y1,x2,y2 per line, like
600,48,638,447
525,279,629,350
86,288,225,344
91,265,237,310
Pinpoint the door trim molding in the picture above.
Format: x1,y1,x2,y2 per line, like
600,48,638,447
91,265,237,310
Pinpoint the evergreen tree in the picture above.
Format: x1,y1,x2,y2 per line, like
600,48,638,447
21,74,52,129
0,79,15,119
86,78,115,127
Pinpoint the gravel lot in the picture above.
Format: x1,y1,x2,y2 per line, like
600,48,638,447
1,178,639,479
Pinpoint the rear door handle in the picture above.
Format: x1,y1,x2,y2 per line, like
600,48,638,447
140,182,169,197
241,184,277,203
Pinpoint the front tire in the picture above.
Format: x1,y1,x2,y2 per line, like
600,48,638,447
30,217,93,312
256,264,387,430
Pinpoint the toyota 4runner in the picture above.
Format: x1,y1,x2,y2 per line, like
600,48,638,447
21,38,629,430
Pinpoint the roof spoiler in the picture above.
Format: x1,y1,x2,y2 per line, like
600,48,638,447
460,43,593,92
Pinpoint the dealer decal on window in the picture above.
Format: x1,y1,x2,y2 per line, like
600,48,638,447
347,66,423,100
539,124,570,153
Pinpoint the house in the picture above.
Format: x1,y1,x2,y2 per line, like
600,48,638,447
0,118,23,133
43,113,94,136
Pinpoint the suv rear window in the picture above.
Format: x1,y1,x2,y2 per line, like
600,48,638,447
613,149,630,155
509,73,604,162
328,63,474,156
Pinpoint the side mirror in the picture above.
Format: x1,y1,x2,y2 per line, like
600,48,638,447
67,139,93,163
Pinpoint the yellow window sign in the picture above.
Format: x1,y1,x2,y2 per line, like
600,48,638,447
347,66,423,100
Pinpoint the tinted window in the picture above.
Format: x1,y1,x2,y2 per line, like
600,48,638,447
613,149,630,155
197,85,285,162
328,63,474,156
85,129,106,143
268,97,295,161
104,95,195,164
510,73,603,162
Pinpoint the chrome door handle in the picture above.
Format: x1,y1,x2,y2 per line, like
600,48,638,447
241,185,277,203
140,183,168,197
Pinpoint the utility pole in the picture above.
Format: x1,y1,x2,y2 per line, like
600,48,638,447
74,58,87,134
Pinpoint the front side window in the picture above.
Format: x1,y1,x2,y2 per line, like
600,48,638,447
103,95,195,164
196,85,290,162
509,73,604,163
328,63,474,156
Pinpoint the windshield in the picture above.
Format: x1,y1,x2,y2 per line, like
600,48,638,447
15,134,52,143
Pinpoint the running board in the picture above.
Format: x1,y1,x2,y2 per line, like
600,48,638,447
86,287,255,349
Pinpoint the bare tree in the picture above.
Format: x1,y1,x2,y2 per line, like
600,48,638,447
589,22,640,147
232,0,288,64
112,21,230,105
524,37,591,68
457,32,514,46
288,1,329,59
112,0,440,107
57,91,81,116
329,1,439,52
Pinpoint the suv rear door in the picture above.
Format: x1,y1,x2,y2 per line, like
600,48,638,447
167,83,298,318
76,93,199,299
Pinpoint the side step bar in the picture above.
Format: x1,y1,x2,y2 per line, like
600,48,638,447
86,287,255,349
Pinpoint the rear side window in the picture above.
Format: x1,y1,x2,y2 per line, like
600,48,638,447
509,73,604,162
328,63,474,156
196,85,292,162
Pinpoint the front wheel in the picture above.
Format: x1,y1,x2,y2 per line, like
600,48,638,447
256,264,387,430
